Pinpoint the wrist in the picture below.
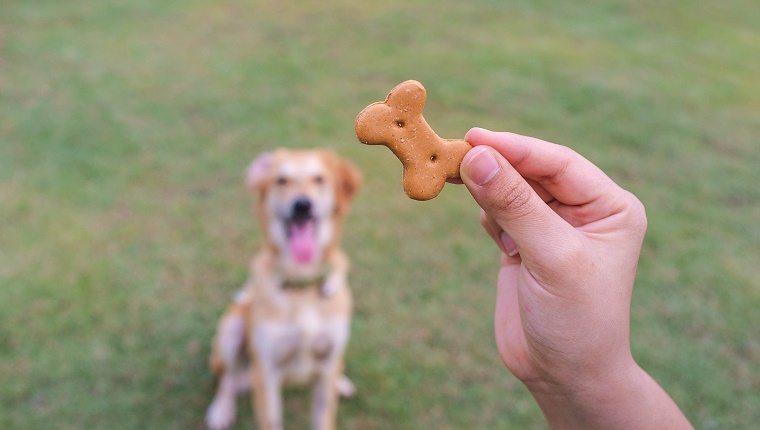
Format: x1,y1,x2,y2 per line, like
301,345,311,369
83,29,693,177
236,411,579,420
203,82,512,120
526,356,644,429
526,358,692,429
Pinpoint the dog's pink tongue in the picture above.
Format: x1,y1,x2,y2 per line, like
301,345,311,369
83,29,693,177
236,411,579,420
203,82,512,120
289,222,316,264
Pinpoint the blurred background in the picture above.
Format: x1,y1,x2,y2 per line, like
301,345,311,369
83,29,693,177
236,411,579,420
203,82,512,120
1,0,758,428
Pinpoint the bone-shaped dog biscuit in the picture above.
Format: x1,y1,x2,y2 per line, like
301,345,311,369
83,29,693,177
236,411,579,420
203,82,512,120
354,80,471,201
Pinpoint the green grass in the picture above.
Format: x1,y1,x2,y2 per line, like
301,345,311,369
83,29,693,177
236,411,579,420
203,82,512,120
1,0,759,428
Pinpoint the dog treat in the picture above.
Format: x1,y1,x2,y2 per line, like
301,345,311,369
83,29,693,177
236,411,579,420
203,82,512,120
354,80,471,201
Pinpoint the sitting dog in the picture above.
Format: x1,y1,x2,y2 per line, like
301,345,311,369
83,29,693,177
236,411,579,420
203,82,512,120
205,149,362,430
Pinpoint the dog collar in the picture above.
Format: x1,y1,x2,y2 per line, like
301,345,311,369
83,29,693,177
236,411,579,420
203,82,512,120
281,274,327,290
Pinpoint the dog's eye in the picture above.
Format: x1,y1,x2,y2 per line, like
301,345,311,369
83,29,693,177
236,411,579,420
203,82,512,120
276,176,288,186
313,175,324,185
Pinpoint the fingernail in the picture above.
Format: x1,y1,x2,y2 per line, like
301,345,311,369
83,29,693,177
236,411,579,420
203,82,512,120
465,147,500,186
464,127,487,141
500,232,519,257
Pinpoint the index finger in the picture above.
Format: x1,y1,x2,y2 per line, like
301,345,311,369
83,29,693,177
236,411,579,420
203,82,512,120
464,128,619,207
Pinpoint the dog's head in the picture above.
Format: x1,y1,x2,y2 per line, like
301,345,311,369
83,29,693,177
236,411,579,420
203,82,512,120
246,149,361,266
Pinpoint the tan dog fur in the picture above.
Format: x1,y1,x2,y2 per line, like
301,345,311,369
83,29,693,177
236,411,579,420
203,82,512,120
205,149,361,430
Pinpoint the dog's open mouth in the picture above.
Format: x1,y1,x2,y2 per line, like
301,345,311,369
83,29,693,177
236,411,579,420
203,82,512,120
286,198,318,265
287,219,316,264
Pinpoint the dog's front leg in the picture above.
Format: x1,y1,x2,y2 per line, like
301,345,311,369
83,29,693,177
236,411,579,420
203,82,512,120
252,327,286,430
311,318,350,430
311,361,342,430
254,368,283,430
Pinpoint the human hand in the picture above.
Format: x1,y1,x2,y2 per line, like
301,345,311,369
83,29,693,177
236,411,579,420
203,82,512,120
459,128,691,429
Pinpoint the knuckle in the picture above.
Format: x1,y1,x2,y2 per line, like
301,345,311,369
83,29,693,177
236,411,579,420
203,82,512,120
536,146,574,185
488,175,534,218
479,209,490,229
621,191,648,234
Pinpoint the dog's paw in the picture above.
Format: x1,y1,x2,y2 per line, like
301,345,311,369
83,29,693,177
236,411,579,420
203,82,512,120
205,396,236,430
337,374,357,398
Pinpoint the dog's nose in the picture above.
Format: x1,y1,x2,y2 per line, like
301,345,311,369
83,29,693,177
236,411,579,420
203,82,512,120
292,198,312,220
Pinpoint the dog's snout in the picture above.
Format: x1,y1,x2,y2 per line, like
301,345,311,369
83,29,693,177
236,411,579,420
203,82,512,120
292,197,312,220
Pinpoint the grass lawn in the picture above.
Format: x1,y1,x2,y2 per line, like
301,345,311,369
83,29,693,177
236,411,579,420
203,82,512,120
1,0,759,428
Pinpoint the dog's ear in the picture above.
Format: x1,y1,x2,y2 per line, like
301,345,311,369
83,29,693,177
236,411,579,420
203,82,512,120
338,158,362,211
246,152,274,191
324,152,362,216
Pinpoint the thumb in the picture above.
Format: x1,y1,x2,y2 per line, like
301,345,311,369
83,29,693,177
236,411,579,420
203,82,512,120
460,145,580,267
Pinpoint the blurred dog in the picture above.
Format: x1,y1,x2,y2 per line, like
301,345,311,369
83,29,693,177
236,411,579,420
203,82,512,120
205,149,362,430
